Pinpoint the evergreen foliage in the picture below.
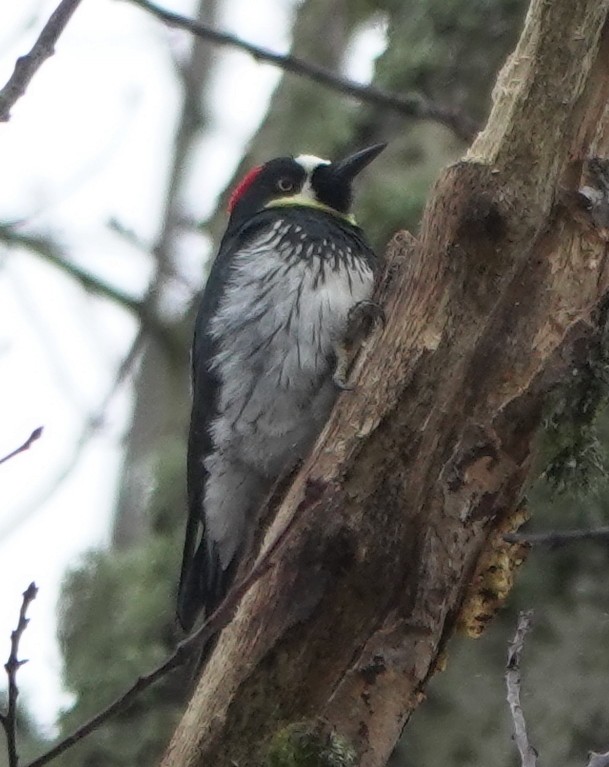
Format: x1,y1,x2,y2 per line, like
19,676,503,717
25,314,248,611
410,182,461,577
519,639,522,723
55,440,189,765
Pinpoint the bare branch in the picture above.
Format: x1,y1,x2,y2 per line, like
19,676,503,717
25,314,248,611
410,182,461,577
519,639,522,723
506,611,537,767
0,428,43,467
1,225,145,317
25,651,184,767
0,0,84,122
505,613,608,767
0,224,173,346
0,583,38,767
128,0,478,142
0,329,145,544
24,480,324,767
505,527,609,547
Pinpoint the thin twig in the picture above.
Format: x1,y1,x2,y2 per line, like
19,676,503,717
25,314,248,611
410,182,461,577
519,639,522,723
506,610,537,767
128,0,478,143
505,527,609,547
25,651,183,767
25,479,325,767
0,225,169,341
0,0,84,122
0,583,38,767
0,330,145,543
0,428,43,467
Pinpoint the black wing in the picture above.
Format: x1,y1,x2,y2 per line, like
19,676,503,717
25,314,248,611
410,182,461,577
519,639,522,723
176,217,266,631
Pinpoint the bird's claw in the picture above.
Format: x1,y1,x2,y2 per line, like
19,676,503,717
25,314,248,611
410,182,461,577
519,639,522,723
333,343,354,391
333,301,384,392
332,371,355,391
345,300,386,345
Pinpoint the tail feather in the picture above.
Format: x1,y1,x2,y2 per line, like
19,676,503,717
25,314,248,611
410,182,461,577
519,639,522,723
177,535,236,633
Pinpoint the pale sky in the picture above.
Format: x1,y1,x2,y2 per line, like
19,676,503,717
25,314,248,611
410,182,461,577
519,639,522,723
0,0,384,734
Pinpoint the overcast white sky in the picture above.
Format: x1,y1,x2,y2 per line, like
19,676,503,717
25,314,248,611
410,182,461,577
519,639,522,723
0,0,384,735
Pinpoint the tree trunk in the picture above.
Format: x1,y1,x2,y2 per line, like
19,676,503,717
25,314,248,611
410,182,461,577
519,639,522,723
161,0,609,764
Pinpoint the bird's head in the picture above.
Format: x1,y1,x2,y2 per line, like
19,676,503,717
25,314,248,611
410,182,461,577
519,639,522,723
227,143,386,227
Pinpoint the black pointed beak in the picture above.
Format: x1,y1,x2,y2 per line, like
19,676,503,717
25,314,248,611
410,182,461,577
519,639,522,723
330,142,387,182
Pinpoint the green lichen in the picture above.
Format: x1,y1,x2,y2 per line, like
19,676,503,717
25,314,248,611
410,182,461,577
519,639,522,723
539,299,609,495
265,721,357,767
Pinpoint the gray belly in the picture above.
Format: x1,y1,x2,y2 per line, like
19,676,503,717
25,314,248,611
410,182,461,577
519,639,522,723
208,247,372,478
211,362,337,478
203,339,337,569
203,240,373,567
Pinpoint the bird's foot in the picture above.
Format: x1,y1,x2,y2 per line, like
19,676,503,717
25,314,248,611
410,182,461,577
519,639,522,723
333,300,385,391
332,372,355,391
345,300,386,346
332,343,354,390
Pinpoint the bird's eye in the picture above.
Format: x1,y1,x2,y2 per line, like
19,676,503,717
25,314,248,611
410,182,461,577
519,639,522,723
277,178,294,192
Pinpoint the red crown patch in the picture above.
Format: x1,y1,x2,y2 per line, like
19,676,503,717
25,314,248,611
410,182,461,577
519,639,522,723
228,166,263,214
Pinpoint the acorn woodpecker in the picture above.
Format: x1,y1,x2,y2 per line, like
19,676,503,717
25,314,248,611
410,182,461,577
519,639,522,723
177,143,386,632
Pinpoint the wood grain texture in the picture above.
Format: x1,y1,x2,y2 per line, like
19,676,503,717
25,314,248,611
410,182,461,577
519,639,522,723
161,1,609,764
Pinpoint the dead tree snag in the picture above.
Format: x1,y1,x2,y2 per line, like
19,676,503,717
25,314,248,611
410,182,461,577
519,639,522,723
161,1,609,764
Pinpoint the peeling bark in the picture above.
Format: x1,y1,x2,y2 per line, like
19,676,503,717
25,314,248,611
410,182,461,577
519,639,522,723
161,0,609,764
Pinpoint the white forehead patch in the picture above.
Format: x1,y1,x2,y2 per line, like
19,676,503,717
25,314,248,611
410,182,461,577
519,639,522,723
295,154,330,175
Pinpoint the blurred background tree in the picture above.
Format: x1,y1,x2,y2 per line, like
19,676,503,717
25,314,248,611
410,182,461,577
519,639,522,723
1,0,608,765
